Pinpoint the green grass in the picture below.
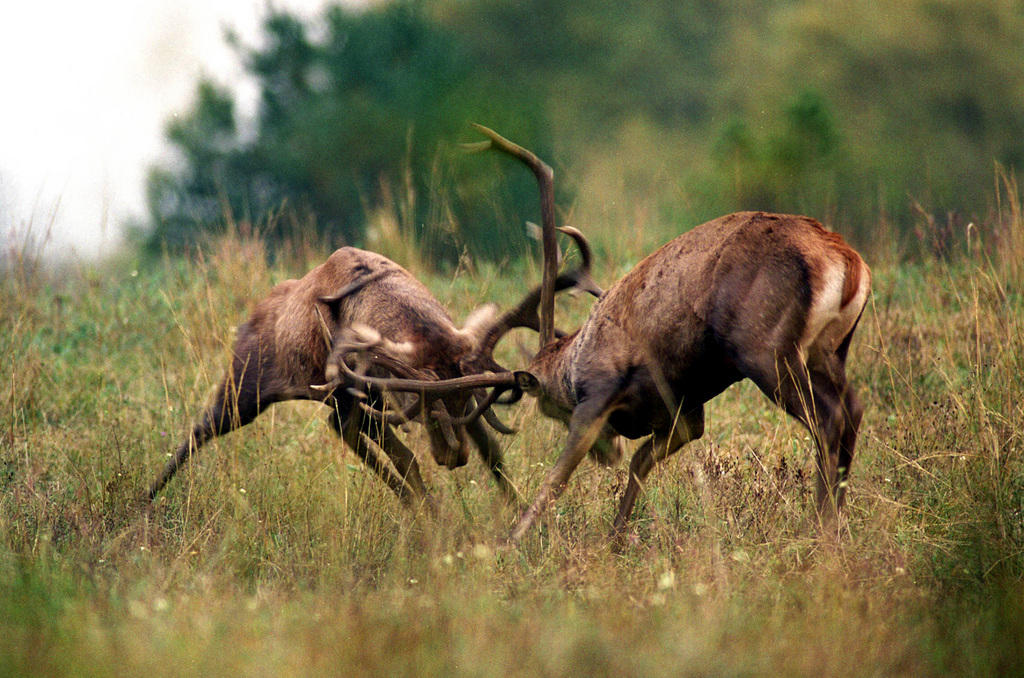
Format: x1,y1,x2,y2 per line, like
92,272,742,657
2,201,1023,676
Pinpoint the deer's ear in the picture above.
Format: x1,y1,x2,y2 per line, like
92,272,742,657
514,371,540,394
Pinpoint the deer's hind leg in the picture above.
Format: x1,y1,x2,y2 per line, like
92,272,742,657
611,407,705,538
146,349,276,502
744,349,862,523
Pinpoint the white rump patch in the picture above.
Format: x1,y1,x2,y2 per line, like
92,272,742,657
800,260,858,359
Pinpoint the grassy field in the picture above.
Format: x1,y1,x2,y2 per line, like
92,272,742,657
3,184,1024,676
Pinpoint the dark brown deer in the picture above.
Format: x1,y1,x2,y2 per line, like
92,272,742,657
505,209,870,542
144,246,523,506
341,127,872,544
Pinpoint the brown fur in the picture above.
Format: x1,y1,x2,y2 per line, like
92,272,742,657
507,211,872,543
145,247,515,506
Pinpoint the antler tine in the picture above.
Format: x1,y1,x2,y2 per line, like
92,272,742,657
332,345,518,395
556,226,603,297
474,226,602,363
435,387,517,431
358,397,425,427
313,336,519,435
467,123,558,349
481,406,517,435
319,326,438,385
526,223,602,297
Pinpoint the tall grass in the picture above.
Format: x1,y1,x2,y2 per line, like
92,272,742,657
2,179,1023,675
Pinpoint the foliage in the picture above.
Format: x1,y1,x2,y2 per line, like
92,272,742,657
429,0,748,137
5,172,1024,674
146,1,551,264
437,0,1024,244
146,0,1024,263
713,0,1024,240
146,80,244,250
711,89,842,219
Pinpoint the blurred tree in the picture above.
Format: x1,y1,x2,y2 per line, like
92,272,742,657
146,1,551,264
147,0,1024,259
438,0,1024,244
146,80,244,250
431,0,755,146
713,90,842,218
713,0,1024,236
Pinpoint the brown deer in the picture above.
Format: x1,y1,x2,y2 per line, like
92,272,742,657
506,209,869,543
144,245,526,507
339,126,871,544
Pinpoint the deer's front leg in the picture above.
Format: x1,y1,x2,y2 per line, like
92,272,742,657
507,395,616,544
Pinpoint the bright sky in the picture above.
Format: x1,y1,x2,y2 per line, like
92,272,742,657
0,0,337,260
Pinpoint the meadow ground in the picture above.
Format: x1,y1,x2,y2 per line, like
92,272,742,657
2,190,1023,676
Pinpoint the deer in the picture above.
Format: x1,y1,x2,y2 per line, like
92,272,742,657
144,245,536,508
333,125,872,545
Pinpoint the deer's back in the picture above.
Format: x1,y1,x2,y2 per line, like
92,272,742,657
244,247,466,388
569,212,868,403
